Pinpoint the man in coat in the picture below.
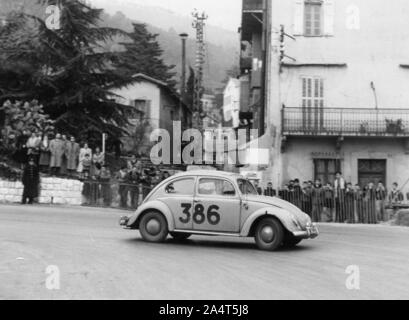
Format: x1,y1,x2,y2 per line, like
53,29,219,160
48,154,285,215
65,136,80,177
22,157,40,205
49,133,65,176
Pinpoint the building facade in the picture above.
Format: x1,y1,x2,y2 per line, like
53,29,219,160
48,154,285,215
240,0,409,190
113,73,192,157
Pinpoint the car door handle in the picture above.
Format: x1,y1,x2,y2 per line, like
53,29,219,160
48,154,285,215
194,199,202,203
242,202,249,210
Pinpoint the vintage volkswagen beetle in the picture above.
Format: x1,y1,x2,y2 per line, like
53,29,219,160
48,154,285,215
119,171,319,251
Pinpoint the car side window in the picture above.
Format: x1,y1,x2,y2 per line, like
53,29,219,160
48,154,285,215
198,178,236,197
165,178,195,196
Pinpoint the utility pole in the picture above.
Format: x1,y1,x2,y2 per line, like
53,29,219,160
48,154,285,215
179,33,188,99
192,10,208,130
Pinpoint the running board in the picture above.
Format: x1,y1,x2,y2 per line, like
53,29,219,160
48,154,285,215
173,229,242,237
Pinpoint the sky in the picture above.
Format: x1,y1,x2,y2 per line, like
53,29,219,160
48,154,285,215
88,0,242,31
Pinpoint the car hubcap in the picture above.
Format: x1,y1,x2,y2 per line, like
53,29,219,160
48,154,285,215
260,226,275,243
146,218,161,235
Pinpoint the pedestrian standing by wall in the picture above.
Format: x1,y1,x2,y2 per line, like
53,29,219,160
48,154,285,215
334,172,346,223
127,166,140,209
301,182,312,216
14,130,30,168
100,165,112,207
355,184,365,223
21,157,40,205
77,142,92,179
264,182,276,197
26,131,41,165
92,147,105,177
389,182,404,204
279,184,290,202
365,182,377,224
293,179,302,209
323,183,334,222
375,181,387,222
345,183,355,223
60,134,69,176
82,154,92,180
49,133,65,176
65,136,80,177
39,133,51,173
116,166,129,208
311,180,324,222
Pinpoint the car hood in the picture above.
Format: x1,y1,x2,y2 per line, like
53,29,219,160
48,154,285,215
246,195,311,225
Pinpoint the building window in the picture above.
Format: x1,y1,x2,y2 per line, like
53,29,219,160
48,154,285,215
304,1,323,36
314,159,340,185
302,77,324,131
358,160,386,188
134,99,151,120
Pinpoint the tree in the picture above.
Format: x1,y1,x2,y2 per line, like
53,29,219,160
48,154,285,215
0,100,55,155
115,23,177,88
0,0,135,142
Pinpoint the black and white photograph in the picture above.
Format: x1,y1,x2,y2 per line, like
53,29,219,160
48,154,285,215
1,0,409,305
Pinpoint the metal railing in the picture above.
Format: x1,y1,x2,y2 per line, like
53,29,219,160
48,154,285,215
80,179,402,224
81,180,154,210
282,107,409,137
277,188,401,224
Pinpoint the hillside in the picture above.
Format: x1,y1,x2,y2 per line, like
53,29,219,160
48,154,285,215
101,10,239,90
0,0,240,90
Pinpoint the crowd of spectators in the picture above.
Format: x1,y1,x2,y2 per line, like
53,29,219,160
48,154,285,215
82,155,171,209
14,130,106,178
14,130,173,208
255,172,406,224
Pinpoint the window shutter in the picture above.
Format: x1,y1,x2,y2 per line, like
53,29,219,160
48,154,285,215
293,0,304,35
323,0,335,35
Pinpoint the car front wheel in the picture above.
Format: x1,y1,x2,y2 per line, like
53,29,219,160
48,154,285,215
170,232,191,241
139,211,168,243
282,237,302,248
254,217,284,251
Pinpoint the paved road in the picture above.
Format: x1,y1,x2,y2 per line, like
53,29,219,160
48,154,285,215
1,204,409,300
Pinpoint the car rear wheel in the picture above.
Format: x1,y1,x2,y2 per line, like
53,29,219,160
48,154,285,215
139,211,168,243
282,237,302,248
170,232,191,241
254,217,284,251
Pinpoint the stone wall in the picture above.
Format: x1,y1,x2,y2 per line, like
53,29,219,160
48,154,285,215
0,177,83,206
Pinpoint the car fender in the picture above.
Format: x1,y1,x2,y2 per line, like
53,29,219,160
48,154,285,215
240,207,298,237
127,200,175,231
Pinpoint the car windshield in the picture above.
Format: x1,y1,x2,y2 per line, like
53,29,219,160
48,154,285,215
237,179,258,196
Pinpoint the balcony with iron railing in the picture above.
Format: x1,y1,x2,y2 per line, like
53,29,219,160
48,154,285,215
282,107,409,137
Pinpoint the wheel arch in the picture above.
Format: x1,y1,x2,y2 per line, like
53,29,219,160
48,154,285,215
240,208,295,237
127,201,175,231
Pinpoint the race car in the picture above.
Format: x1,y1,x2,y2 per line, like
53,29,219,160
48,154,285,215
119,170,319,251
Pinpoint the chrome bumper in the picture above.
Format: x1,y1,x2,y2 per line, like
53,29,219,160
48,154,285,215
293,224,319,239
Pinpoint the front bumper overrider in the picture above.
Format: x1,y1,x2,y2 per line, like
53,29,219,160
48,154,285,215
292,223,319,239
